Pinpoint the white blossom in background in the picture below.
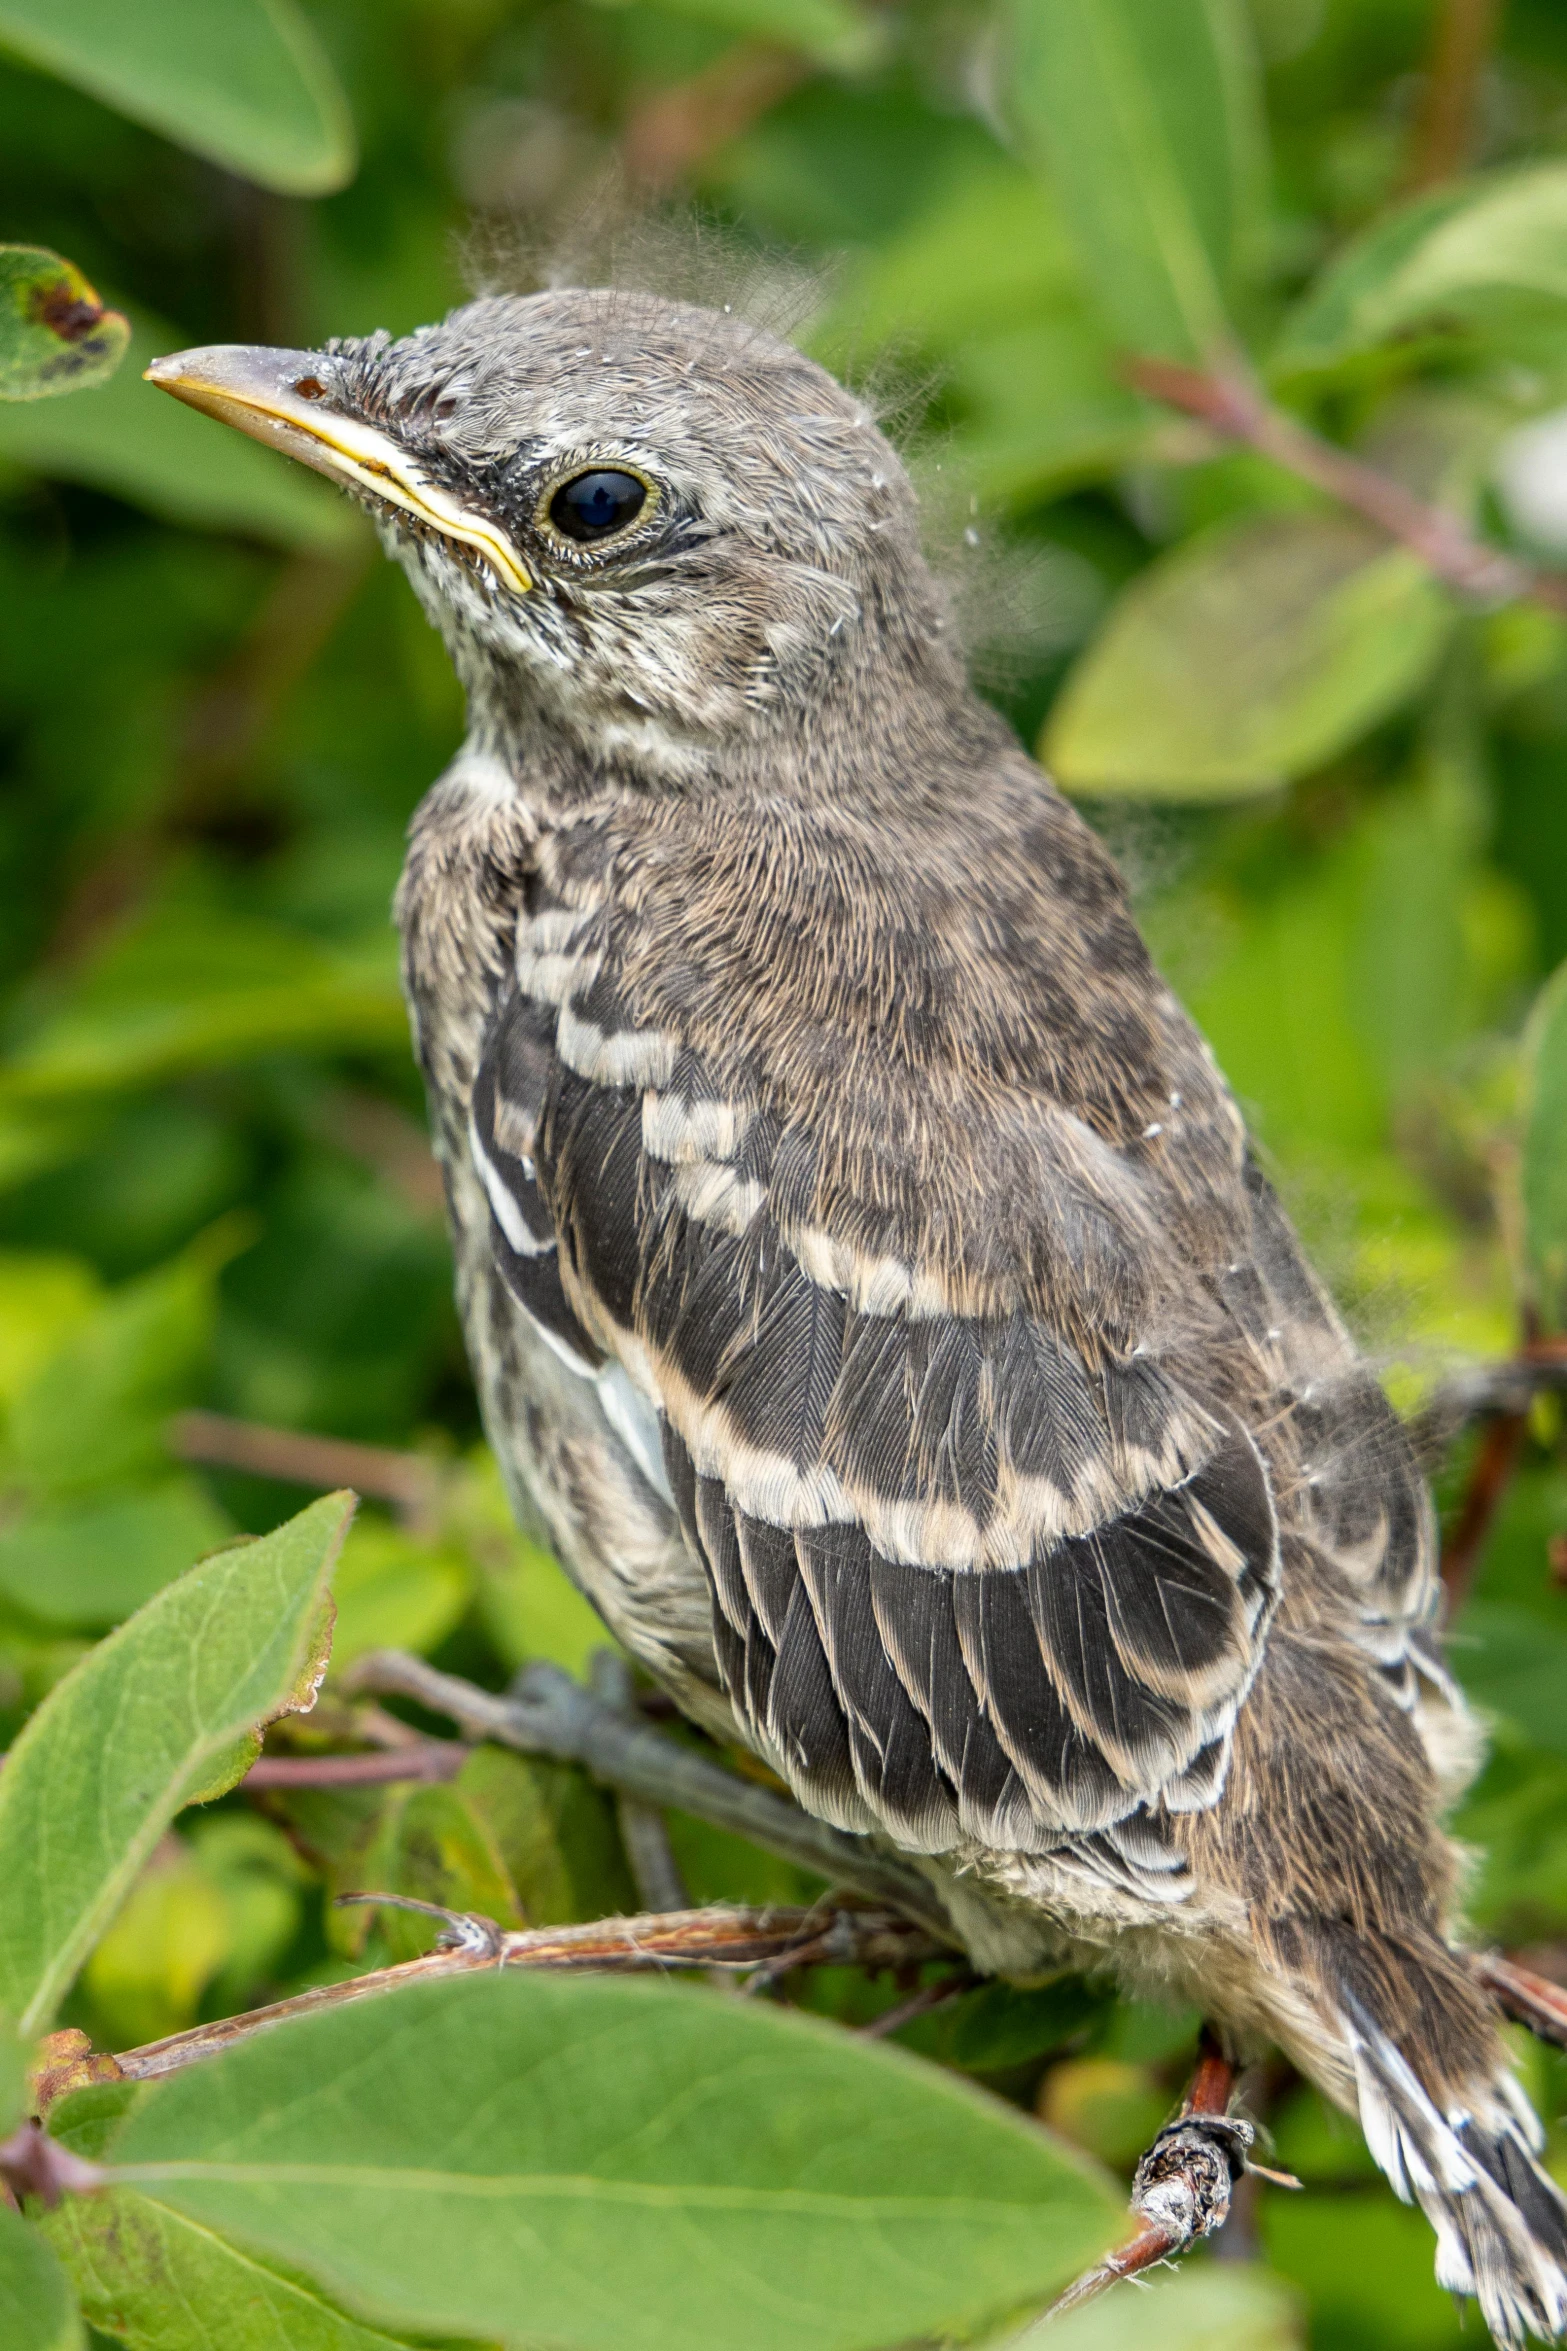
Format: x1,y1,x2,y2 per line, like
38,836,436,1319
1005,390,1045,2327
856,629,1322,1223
1494,407,1567,554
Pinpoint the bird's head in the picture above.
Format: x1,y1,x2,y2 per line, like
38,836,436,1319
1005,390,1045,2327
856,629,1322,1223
148,288,952,778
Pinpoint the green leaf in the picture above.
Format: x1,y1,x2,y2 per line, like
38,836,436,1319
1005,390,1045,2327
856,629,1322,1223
1522,958,1567,1330
897,1977,1105,2074
0,2012,24,2135
1005,0,1267,359
645,0,881,71
2,1229,237,1502
1264,2181,1478,2348
100,1972,1120,2351
0,0,355,195
0,305,360,547
1453,1602,1567,1757
453,1746,638,1927
1274,164,1567,378
327,1517,473,1672
0,246,127,401
81,1840,232,2052
0,906,401,1110
457,1453,609,1677
0,2201,83,2351
0,1482,232,1629
0,1252,100,1411
1010,2257,1303,2347
1046,512,1453,798
46,2188,429,2351
336,1776,525,1963
0,1491,350,2038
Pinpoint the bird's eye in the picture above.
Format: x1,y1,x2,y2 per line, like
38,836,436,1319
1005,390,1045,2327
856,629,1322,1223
549,469,648,542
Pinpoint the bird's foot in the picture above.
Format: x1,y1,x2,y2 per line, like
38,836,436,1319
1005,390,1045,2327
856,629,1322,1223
1043,2034,1261,2319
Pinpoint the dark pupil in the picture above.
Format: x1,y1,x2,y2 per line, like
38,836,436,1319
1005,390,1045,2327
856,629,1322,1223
551,469,646,541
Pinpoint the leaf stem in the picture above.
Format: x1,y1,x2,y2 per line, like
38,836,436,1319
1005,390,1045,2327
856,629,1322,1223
1125,355,1567,615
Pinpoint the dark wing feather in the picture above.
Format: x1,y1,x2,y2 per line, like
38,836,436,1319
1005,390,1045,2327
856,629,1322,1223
472,893,1285,1863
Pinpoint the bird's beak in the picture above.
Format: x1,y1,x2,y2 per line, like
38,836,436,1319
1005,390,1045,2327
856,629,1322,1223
144,343,531,594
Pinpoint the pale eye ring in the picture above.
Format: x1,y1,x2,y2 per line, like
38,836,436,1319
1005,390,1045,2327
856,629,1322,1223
548,468,648,542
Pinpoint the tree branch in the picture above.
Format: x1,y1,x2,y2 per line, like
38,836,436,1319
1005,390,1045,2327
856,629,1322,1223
169,1411,446,1533
345,1649,957,1940
61,1905,944,2096
1125,356,1567,616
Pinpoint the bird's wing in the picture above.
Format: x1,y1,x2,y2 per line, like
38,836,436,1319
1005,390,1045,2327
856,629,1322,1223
1222,1156,1442,1708
468,877,1285,1874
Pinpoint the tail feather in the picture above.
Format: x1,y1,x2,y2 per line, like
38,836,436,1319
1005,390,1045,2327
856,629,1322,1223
1344,1996,1567,2346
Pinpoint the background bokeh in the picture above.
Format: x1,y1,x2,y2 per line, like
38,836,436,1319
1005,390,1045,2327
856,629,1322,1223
4,2,1567,2346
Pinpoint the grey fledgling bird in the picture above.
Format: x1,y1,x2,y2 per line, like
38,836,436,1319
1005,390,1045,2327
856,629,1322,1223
151,291,1567,2344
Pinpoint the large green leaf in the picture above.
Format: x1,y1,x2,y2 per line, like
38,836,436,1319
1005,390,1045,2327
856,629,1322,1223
0,1492,350,2038
1522,957,1567,1330
47,2190,427,2351
0,305,358,547
1274,164,1567,378
0,245,127,401
0,2201,83,2351
0,0,354,195
1006,0,1267,359
1046,511,1453,798
97,1972,1120,2351
1011,2258,1303,2347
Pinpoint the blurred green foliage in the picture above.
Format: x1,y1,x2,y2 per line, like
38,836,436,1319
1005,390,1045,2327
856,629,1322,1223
3,0,1567,2345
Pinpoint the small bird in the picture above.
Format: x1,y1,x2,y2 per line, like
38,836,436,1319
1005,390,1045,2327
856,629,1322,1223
152,292,1567,2343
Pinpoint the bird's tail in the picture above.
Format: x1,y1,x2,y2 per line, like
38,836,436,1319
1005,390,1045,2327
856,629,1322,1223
1343,1991,1567,2346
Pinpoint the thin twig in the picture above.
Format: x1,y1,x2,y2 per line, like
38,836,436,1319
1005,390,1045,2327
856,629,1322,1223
857,1975,972,2040
81,1905,941,2092
244,1743,467,1789
1433,1325,1559,1612
1046,2034,1244,2319
1441,1410,1531,1615
169,1411,446,1533
1475,1950,1567,2052
1125,357,1567,615
1411,1337,1567,1467
622,41,809,188
1408,0,1504,191
345,1650,959,1940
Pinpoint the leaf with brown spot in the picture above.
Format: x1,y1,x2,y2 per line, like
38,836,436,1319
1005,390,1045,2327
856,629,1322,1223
0,248,128,402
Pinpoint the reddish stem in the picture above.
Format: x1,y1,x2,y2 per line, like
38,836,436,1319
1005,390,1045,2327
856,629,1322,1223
1125,356,1567,616
1442,1410,1530,1615
169,1410,445,1531
1475,1951,1567,2051
245,1743,466,1788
